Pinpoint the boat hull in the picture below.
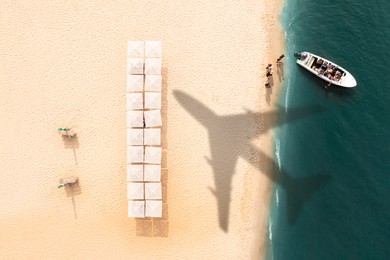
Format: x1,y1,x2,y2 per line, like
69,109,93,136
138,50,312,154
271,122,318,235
296,52,357,88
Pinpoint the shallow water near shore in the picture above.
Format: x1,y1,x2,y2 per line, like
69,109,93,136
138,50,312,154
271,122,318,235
268,0,390,259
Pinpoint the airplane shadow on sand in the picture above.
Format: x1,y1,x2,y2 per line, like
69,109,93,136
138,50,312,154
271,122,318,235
174,90,332,232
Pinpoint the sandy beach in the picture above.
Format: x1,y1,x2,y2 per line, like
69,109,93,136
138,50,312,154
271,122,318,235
0,0,284,259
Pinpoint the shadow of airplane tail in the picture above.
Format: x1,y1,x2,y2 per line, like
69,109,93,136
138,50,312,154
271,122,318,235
280,173,332,224
206,155,233,233
209,186,230,232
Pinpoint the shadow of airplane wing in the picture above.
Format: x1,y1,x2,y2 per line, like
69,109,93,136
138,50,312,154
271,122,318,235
244,142,332,224
284,173,332,224
175,89,325,138
174,90,217,128
244,104,325,137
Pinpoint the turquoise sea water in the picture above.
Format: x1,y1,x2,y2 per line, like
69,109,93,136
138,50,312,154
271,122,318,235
268,0,390,259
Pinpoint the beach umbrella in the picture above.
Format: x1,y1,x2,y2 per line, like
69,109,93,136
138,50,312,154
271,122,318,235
127,41,144,58
128,200,145,218
127,111,144,128
144,110,162,127
126,93,143,110
127,128,143,146
145,41,162,58
144,164,161,182
128,58,144,75
127,182,144,200
57,176,78,188
127,146,144,163
144,146,162,164
144,128,161,146
145,183,162,200
145,200,162,218
144,75,162,92
127,75,144,92
127,164,144,182
144,58,162,75
144,92,161,109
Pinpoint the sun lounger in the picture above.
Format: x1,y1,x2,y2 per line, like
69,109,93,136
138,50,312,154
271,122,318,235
143,128,161,146
144,146,162,164
127,182,144,200
144,92,161,109
144,165,161,182
144,110,162,127
145,200,162,218
127,165,144,182
144,75,162,92
128,200,145,218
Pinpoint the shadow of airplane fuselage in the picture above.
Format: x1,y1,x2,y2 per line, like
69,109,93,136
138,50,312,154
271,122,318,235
174,90,331,232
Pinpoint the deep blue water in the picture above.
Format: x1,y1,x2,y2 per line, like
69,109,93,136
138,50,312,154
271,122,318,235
268,0,390,259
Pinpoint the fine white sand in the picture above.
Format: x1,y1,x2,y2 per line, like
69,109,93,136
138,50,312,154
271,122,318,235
0,0,284,259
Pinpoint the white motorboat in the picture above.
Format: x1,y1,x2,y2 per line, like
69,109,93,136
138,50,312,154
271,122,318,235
295,52,357,88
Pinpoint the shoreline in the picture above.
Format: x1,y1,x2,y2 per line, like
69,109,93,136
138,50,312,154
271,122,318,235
0,1,286,259
252,0,286,258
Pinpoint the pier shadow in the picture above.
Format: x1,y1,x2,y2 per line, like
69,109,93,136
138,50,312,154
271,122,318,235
174,90,331,231
64,181,82,220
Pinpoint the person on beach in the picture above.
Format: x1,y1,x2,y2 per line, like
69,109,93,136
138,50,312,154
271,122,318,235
58,128,76,138
266,64,273,76
265,64,273,88
276,54,285,64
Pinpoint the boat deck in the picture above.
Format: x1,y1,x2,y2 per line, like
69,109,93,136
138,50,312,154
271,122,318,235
309,57,345,82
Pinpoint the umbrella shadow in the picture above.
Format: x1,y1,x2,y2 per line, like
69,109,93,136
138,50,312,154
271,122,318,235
135,170,169,237
62,135,79,166
174,90,331,231
64,180,82,219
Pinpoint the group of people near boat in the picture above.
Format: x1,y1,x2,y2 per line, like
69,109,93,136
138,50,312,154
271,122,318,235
313,58,343,81
265,54,284,88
